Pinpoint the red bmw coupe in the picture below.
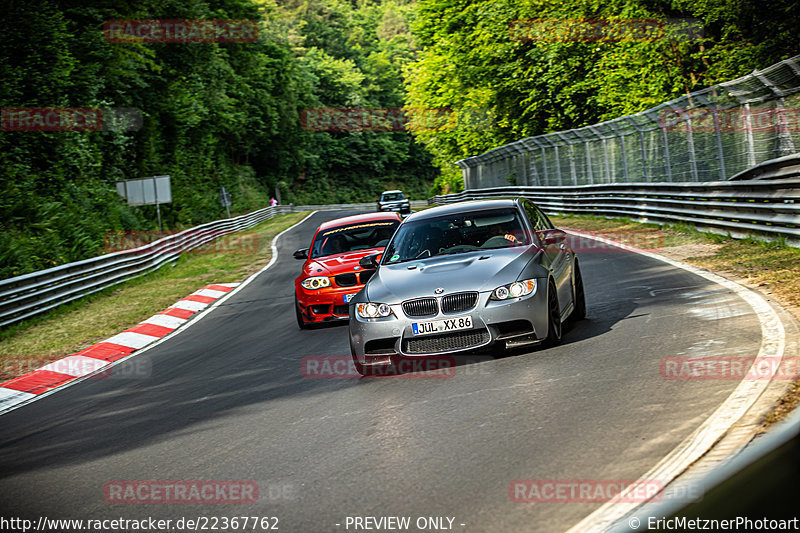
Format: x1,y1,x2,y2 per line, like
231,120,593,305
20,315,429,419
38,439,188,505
293,212,402,328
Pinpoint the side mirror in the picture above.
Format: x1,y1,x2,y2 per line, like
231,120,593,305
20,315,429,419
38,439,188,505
293,248,308,260
359,253,381,269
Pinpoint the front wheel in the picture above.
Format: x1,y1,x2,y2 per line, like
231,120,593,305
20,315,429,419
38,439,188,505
571,260,586,321
542,280,562,347
295,297,309,330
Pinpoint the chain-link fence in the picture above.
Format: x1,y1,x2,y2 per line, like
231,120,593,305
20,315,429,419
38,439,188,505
457,55,800,189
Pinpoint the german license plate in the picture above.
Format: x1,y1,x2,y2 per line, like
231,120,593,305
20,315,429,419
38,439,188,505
412,316,472,336
344,293,358,303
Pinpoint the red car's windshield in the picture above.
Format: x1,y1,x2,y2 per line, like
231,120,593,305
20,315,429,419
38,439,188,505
310,220,400,259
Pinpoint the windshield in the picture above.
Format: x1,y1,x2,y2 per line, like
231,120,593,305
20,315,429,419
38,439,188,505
382,208,529,264
381,192,405,201
310,220,400,259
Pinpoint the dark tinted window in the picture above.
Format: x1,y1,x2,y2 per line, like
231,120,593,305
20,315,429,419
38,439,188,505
381,192,405,201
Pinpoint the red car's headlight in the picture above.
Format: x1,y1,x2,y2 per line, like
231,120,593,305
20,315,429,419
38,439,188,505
301,276,331,290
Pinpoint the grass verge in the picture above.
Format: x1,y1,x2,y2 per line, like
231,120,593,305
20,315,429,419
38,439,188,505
550,214,800,430
0,212,309,381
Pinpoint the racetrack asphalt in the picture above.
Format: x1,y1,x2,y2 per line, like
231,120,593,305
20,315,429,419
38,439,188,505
0,210,764,532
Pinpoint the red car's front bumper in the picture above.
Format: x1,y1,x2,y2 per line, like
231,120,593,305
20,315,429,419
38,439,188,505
296,271,375,324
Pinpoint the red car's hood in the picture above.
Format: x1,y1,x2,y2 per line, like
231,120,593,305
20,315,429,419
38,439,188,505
302,248,383,277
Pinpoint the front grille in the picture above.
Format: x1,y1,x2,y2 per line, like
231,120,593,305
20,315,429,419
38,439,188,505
403,329,490,355
335,270,374,287
402,298,438,317
332,304,349,316
441,292,478,313
335,273,358,287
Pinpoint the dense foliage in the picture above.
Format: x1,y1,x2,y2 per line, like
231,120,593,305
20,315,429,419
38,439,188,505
405,0,800,193
2,0,798,277
0,0,434,278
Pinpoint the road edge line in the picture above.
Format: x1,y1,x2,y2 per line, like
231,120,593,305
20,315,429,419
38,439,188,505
563,230,787,533
0,211,317,417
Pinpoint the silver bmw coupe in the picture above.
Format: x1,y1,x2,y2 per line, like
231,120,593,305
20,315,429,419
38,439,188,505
348,198,586,375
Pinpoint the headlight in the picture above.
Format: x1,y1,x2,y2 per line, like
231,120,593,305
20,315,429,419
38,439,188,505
491,279,537,300
356,302,393,318
301,276,331,290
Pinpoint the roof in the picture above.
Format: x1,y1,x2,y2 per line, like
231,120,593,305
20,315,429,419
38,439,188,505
404,198,521,222
316,211,402,232
381,190,403,194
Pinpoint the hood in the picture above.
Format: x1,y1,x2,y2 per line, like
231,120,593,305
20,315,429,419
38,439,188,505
366,247,541,303
302,248,382,278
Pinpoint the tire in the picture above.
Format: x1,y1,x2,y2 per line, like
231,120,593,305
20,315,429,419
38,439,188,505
542,280,562,347
295,297,309,330
571,260,586,321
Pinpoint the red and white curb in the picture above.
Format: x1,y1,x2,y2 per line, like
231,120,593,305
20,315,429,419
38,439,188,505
0,283,239,413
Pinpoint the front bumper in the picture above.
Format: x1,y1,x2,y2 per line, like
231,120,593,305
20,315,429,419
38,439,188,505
349,284,549,363
297,285,364,324
378,202,411,213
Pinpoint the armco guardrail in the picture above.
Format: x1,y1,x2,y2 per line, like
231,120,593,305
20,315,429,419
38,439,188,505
0,200,423,328
729,153,800,181
430,179,800,244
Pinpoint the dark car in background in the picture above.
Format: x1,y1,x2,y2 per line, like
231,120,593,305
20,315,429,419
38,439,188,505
377,190,411,214
348,198,586,375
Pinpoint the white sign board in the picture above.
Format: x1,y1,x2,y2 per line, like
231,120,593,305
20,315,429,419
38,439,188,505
116,175,172,206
